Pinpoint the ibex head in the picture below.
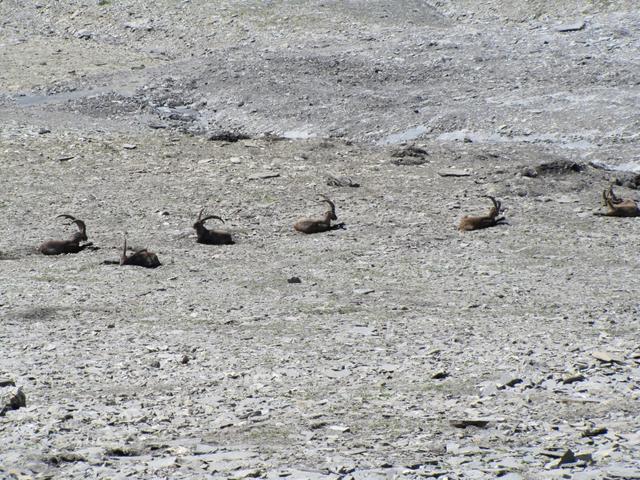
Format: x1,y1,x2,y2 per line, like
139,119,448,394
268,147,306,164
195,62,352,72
56,214,88,242
320,195,337,221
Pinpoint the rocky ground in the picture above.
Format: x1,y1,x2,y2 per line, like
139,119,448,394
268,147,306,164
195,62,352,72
1,1,640,479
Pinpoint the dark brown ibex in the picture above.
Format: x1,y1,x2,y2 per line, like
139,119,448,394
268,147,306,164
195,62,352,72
39,214,93,255
193,208,234,245
294,195,343,234
596,185,640,217
120,237,161,268
458,196,507,231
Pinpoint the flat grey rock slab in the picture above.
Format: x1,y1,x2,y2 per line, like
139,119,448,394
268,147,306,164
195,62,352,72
438,168,471,177
556,20,586,32
248,172,280,180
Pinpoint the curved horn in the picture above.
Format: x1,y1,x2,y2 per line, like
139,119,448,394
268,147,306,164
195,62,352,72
71,219,86,232
56,214,76,222
200,215,225,224
319,194,335,213
483,195,500,210
120,237,128,264
197,208,205,222
607,184,622,204
603,192,616,210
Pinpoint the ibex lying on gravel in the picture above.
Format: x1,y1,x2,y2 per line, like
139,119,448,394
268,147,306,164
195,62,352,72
294,195,343,233
458,196,507,231
193,208,234,245
39,214,93,255
120,238,161,268
596,185,640,217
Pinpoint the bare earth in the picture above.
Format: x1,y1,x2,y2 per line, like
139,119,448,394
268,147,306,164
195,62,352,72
1,1,640,479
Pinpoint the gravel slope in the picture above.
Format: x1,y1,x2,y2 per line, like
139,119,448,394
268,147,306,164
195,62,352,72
1,1,640,479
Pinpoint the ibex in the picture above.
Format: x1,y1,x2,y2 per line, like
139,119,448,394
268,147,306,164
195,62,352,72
39,214,93,255
294,195,343,234
458,196,507,231
596,184,640,217
193,208,234,245
120,237,161,268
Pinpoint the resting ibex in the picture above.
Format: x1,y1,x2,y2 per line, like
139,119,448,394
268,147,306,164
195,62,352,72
294,195,343,234
39,214,93,255
193,208,234,245
596,185,640,217
458,196,507,231
120,238,161,268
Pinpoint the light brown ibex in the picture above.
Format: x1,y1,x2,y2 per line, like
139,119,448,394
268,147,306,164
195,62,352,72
596,184,640,217
120,237,161,268
39,214,93,255
193,208,234,245
294,195,344,234
458,196,507,231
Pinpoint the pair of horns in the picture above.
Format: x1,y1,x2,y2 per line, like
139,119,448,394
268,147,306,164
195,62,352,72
196,208,225,224
482,195,501,211
319,194,335,212
56,214,86,231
